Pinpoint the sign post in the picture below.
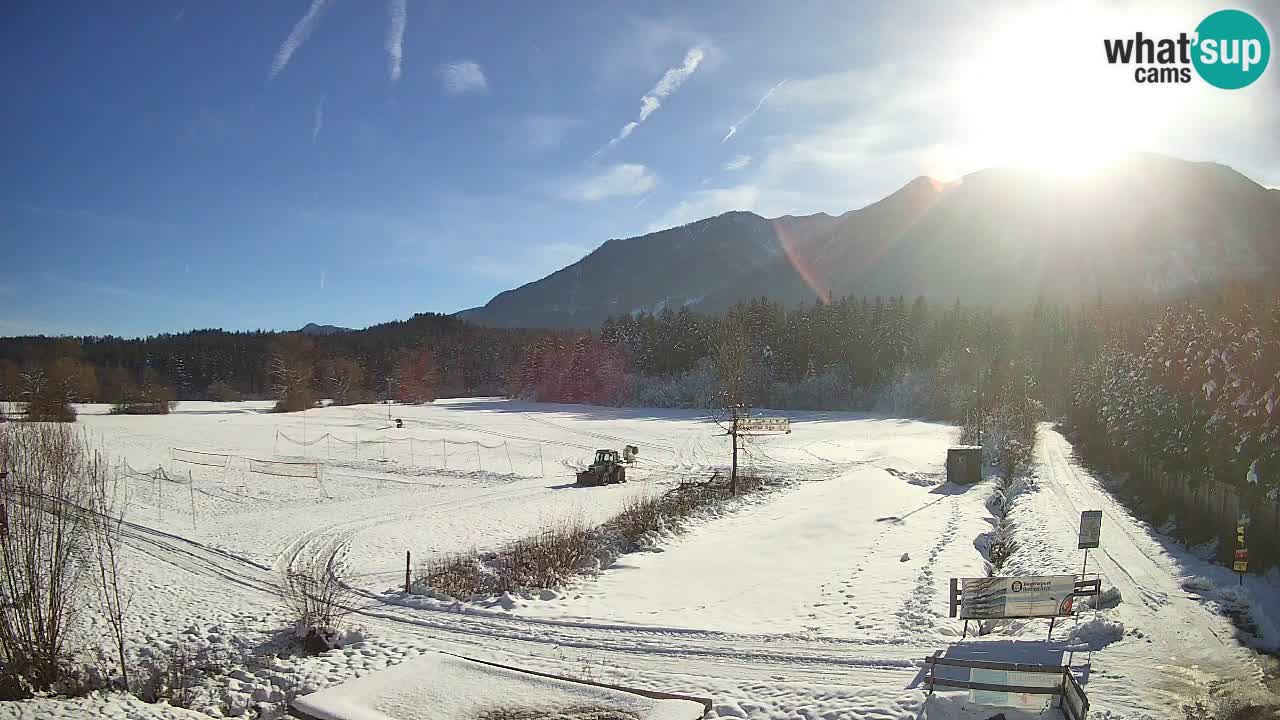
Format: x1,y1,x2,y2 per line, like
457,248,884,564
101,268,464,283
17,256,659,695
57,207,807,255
1235,512,1250,586
1078,510,1102,579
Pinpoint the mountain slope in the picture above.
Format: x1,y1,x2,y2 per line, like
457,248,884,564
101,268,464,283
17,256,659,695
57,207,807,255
459,211,842,329
463,154,1280,328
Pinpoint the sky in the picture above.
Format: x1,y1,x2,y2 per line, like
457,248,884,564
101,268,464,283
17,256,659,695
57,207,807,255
3,0,1278,338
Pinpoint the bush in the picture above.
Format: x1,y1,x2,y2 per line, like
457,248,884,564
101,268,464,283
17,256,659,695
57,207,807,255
0,424,110,691
110,381,175,415
282,553,356,652
273,389,316,413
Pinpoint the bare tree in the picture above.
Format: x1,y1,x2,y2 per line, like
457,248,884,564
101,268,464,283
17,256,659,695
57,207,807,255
712,308,752,495
268,335,317,413
325,357,367,406
20,370,76,423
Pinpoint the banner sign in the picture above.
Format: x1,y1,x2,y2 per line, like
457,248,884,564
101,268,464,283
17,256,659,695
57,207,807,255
737,417,790,434
1078,510,1102,549
959,576,1077,619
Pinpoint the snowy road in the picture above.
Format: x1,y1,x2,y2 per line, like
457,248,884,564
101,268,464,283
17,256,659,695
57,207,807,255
10,402,1275,719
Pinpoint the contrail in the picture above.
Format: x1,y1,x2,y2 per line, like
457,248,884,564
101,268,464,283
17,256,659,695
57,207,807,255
386,0,407,83
599,47,704,154
312,95,326,144
723,79,786,142
271,0,333,79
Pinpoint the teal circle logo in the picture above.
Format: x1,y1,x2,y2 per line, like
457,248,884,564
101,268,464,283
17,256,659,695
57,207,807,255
1193,9,1270,89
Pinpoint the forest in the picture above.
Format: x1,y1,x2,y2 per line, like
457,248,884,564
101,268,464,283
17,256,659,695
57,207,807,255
1,289,1277,498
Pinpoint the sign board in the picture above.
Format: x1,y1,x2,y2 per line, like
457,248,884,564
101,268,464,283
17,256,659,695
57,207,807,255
1235,549,1249,560
959,576,1077,619
1234,560,1249,572
737,417,790,434
1078,510,1103,549
970,669,1058,709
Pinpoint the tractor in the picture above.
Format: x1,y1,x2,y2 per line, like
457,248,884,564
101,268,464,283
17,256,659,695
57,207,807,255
575,449,627,486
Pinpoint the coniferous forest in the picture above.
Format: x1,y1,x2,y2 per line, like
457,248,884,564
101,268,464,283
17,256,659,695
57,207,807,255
1,289,1277,503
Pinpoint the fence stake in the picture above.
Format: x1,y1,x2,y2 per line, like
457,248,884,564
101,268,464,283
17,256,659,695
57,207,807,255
405,550,411,594
189,471,196,531
504,442,514,474
443,440,447,469
476,443,482,471
409,438,415,465
538,444,545,477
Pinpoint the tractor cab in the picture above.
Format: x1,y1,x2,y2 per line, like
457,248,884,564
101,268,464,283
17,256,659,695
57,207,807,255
576,449,627,486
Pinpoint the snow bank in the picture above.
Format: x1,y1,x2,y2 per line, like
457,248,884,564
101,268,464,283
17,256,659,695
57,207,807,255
289,653,704,720
1067,616,1124,650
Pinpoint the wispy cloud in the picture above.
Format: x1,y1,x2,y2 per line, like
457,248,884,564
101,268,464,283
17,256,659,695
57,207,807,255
386,0,407,83
271,0,332,79
598,47,704,154
724,154,751,172
722,79,786,142
566,164,658,202
312,94,326,144
438,60,488,95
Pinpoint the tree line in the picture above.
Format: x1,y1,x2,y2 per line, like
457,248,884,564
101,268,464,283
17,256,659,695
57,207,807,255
1,291,1275,495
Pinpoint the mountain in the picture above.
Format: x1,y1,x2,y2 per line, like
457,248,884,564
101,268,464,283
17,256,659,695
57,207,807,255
462,154,1280,328
457,211,844,329
299,323,353,335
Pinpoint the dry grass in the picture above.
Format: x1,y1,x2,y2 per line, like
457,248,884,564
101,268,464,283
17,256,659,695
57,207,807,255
420,474,771,599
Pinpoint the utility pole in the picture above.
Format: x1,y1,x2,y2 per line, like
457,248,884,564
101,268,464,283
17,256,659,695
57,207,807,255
387,376,393,421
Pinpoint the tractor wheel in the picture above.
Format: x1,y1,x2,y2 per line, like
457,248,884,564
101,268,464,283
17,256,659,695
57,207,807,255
616,466,626,483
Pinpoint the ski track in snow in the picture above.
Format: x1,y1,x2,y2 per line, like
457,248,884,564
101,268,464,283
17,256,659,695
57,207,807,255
3,402,1275,720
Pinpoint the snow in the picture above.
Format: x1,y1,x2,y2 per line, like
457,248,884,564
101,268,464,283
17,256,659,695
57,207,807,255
290,652,704,720
3,401,1276,720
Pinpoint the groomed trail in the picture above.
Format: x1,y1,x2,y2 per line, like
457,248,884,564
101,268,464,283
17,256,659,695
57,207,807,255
9,400,1273,720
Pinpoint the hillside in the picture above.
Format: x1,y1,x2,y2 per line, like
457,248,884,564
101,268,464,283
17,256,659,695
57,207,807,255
462,154,1280,328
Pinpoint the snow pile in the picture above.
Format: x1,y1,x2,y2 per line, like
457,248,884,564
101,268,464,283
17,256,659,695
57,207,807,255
1067,616,1124,649
290,652,704,720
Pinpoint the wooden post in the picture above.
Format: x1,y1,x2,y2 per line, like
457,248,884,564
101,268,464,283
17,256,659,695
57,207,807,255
404,550,411,594
476,443,482,471
442,440,447,469
730,413,739,496
504,442,514,474
538,444,545,477
189,472,196,531
409,438,415,465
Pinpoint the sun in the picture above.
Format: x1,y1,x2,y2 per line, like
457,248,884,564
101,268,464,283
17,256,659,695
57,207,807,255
943,3,1177,179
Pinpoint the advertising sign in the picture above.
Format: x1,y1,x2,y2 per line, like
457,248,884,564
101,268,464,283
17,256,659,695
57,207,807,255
959,576,1077,619
1078,510,1103,549
737,417,790,433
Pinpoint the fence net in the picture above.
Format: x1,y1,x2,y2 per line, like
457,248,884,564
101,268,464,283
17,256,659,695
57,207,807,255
171,447,231,468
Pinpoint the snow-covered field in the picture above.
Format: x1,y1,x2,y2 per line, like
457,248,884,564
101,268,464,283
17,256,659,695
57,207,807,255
1,400,1275,720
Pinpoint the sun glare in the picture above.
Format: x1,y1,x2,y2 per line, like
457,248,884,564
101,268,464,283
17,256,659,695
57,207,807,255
946,3,1183,180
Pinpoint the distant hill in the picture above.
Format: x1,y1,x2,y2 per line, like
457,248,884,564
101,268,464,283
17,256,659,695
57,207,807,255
461,154,1280,328
299,323,353,336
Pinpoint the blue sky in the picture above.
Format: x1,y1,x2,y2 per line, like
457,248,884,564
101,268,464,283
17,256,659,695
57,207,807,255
3,0,1278,337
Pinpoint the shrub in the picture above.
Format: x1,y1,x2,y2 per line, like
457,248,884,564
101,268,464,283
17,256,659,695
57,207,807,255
0,424,111,691
110,381,175,415
20,371,76,422
281,552,356,652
